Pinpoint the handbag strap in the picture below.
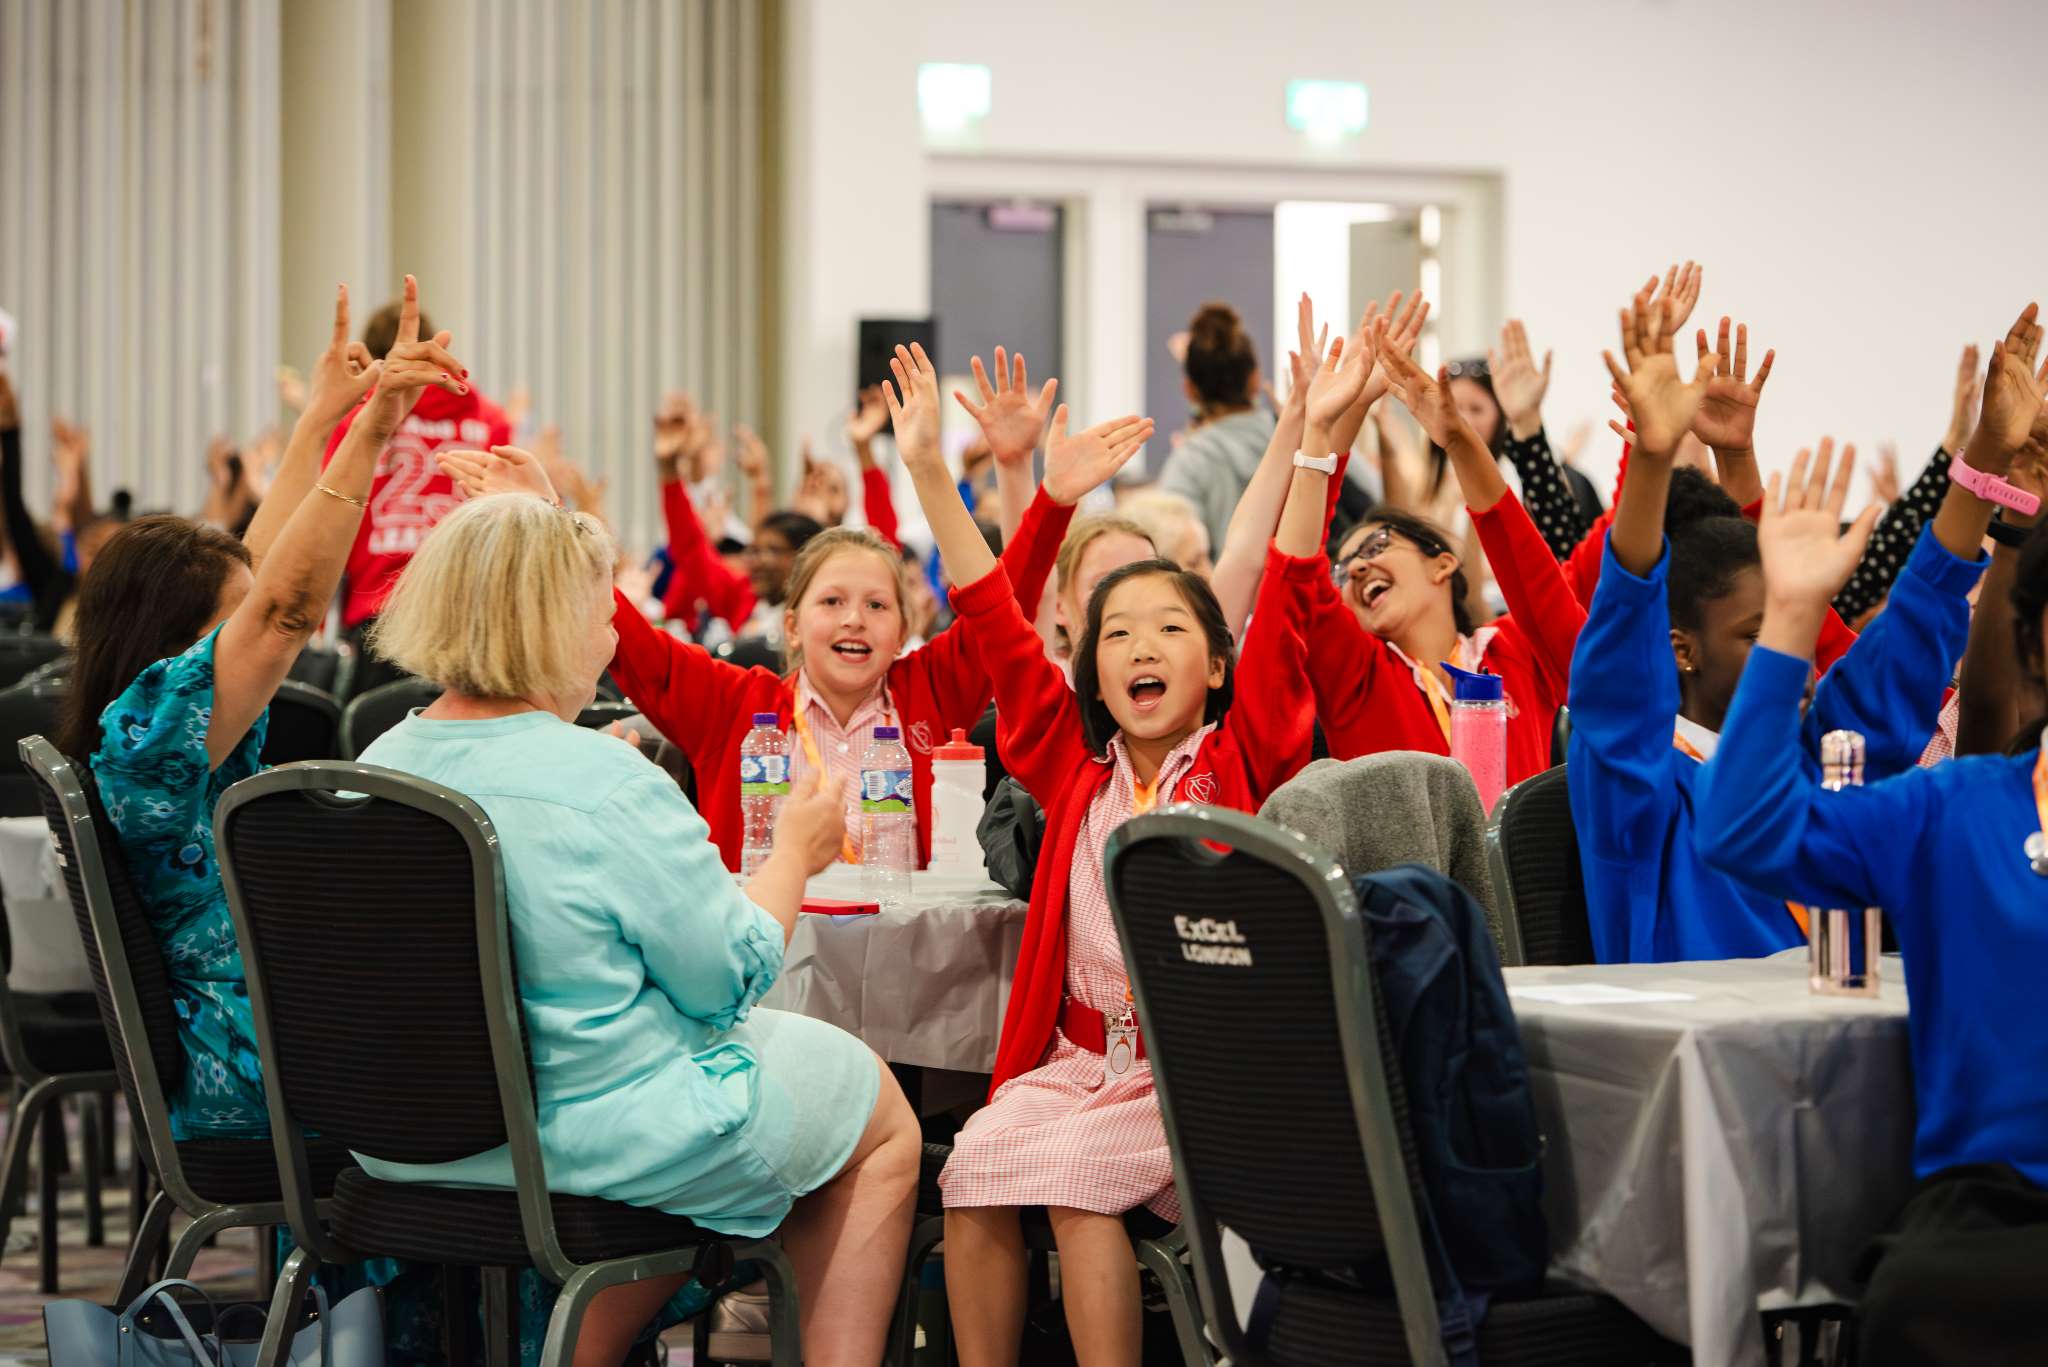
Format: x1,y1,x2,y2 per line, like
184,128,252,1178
121,1279,222,1365
212,1283,331,1367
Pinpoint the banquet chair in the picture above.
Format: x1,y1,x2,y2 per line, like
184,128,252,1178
1103,805,1686,1366
284,644,355,701
0,969,117,1292
1550,706,1571,769
338,675,439,758
19,737,354,1307
573,699,643,731
259,681,343,766
713,635,782,673
216,761,799,1367
1485,765,1596,966
0,635,68,692
0,679,67,817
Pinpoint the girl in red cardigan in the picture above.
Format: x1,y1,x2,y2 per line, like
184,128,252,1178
1288,324,1593,789
888,333,1345,1364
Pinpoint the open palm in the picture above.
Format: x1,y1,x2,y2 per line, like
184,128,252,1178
1690,318,1773,450
955,347,1056,466
881,343,945,479
1976,304,2046,458
1758,439,1876,606
1603,285,1709,461
1374,320,1459,447
1043,406,1154,505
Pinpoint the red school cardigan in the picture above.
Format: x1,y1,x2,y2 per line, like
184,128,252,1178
1307,489,1586,789
950,542,1324,1095
612,487,1076,869
660,478,756,628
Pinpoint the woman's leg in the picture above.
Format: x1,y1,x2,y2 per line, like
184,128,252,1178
570,1274,688,1367
1045,1207,1142,1367
942,1205,1029,1367
776,1053,919,1367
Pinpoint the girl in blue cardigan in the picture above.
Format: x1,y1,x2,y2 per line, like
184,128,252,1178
1697,309,2048,1367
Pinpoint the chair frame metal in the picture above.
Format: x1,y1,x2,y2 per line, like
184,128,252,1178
217,761,800,1367
19,736,307,1304
1104,804,1450,1367
0,973,117,1291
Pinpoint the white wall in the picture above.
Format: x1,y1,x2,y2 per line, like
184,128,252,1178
781,0,2048,494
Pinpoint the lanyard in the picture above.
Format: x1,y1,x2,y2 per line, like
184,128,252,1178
1404,639,1474,746
1671,731,1808,933
789,678,894,866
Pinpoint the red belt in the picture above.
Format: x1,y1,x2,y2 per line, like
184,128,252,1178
1058,997,1147,1061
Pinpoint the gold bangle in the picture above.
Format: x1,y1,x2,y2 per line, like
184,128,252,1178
315,483,367,510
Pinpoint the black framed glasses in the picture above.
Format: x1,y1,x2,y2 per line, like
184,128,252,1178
1332,524,1450,585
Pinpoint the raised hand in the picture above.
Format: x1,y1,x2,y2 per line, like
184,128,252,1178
1759,438,1879,619
846,386,890,447
358,276,465,439
734,423,770,482
437,444,560,504
1601,282,1714,460
1373,319,1463,448
1488,319,1552,440
654,391,694,469
50,418,89,476
1944,344,1982,455
1690,317,1774,452
302,284,381,428
1304,320,1376,433
953,347,1057,468
1041,406,1154,505
1971,304,2046,471
1869,441,1902,505
1643,261,1703,334
880,343,945,479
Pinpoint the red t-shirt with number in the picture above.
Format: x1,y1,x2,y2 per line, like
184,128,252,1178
321,385,513,628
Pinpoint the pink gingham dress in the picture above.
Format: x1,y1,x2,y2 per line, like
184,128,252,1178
786,673,895,862
937,725,1217,1221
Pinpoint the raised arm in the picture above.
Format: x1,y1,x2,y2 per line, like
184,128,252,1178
953,348,1055,549
1687,316,1773,510
1490,319,1597,558
1956,442,2043,754
1603,278,1715,575
210,275,464,767
0,376,69,623
242,285,381,566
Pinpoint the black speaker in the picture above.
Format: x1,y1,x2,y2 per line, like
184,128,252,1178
857,317,938,396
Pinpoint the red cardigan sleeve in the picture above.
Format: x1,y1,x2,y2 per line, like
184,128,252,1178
861,465,900,549
947,563,1093,804
1472,489,1586,709
1225,545,1323,799
608,586,756,771
660,480,756,627
895,487,1075,734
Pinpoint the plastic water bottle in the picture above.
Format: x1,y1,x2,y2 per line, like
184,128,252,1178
739,713,789,877
859,725,915,909
928,728,990,879
1443,663,1508,813
1810,730,1882,997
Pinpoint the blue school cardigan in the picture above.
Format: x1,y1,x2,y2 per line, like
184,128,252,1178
1699,646,2046,1186
1565,525,1982,963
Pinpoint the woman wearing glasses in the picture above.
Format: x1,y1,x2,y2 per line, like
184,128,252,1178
1301,324,1588,788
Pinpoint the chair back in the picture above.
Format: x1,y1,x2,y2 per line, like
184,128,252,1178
0,636,68,691
1550,704,1571,769
285,645,356,700
1485,764,1594,966
1104,805,1446,1367
338,677,439,759
712,636,781,673
0,681,68,817
214,761,571,1276
260,681,343,766
18,738,190,1181
572,700,641,731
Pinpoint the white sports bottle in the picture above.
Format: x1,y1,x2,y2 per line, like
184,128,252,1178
927,727,990,879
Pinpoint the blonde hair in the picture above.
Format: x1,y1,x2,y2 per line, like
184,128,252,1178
780,527,914,675
1117,490,1206,570
369,494,616,699
1054,514,1156,598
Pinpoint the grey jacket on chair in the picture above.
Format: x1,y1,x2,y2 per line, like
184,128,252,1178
1258,752,1507,954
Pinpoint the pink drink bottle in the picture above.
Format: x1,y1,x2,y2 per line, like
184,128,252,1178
1443,663,1508,813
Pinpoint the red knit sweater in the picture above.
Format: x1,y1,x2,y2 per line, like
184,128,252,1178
1308,489,1585,788
612,487,1074,869
952,543,1323,1095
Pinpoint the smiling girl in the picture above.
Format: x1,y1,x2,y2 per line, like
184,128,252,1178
887,329,1344,1364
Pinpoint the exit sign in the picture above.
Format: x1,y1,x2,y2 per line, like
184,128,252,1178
1286,80,1369,142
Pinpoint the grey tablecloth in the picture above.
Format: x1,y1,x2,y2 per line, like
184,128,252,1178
0,814,90,994
759,872,1028,1073
1507,951,1913,1367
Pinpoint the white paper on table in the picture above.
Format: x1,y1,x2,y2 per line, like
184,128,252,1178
1508,984,1698,1006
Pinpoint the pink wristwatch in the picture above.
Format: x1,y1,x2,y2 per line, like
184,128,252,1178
1950,457,2042,516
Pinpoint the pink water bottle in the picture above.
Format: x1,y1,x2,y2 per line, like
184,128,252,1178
1443,663,1508,813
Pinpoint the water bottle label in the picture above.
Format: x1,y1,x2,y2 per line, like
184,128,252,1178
740,753,790,796
860,767,913,813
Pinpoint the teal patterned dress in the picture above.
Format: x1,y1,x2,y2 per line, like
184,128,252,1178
92,629,715,1363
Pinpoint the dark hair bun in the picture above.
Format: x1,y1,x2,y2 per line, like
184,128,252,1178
1184,301,1258,409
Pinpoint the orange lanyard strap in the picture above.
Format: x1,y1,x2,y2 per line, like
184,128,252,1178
2034,745,2047,840
1671,729,1807,934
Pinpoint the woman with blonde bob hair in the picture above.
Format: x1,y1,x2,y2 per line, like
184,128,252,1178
357,490,921,1367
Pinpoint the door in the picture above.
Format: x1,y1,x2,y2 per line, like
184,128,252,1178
1144,207,1275,476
